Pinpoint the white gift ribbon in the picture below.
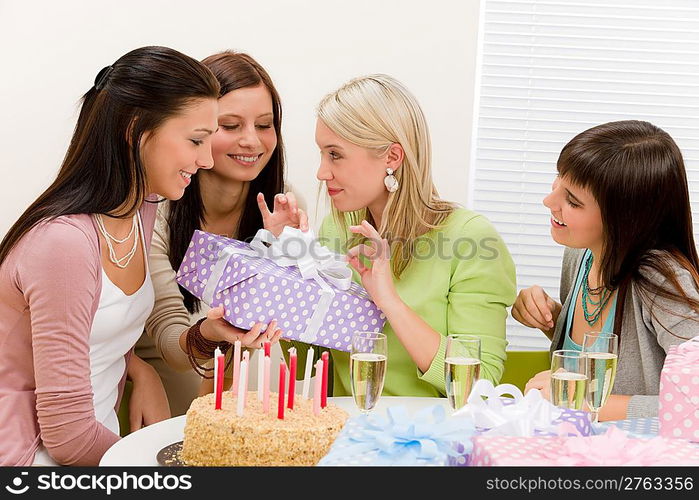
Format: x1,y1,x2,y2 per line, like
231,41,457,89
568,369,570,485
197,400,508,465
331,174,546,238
452,379,563,436
202,227,353,343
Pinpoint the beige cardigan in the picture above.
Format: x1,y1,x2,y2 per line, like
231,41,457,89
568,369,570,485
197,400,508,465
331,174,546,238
139,203,201,372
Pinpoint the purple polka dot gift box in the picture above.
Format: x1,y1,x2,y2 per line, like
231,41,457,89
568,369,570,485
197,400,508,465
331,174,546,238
176,229,386,351
658,337,699,442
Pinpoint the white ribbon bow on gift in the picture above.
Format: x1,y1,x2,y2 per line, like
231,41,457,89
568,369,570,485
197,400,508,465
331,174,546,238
452,379,563,436
203,227,354,343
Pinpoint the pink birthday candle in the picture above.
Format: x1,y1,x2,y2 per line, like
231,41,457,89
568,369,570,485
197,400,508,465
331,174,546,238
214,350,225,410
231,340,242,396
313,359,323,416
287,348,297,410
278,362,286,420
241,350,250,407
213,347,221,403
321,351,329,408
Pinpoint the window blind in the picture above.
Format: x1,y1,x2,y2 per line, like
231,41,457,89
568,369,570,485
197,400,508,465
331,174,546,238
469,0,699,350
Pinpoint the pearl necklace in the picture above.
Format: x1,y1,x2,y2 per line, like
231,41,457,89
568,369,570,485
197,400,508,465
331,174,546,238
94,213,140,269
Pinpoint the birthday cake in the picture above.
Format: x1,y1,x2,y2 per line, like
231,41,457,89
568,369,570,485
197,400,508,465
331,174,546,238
181,392,348,466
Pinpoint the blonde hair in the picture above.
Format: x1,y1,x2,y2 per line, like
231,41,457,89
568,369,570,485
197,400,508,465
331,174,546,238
317,74,455,278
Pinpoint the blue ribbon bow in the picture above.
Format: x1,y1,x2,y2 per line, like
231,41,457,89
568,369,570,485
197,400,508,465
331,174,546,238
320,405,476,466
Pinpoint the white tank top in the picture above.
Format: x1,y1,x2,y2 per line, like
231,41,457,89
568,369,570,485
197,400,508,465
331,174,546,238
33,214,154,466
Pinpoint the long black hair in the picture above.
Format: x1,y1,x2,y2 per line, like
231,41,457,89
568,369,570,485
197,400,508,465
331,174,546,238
558,120,699,337
0,46,220,266
168,51,286,314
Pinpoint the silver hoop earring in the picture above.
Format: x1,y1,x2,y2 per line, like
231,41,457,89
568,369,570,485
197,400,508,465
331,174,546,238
384,168,399,193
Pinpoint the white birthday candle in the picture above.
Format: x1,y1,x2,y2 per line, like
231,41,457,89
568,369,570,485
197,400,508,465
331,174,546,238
257,349,264,401
236,357,249,416
231,340,242,396
302,347,314,400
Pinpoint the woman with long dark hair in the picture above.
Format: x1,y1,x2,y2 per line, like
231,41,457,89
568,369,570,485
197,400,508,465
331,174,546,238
138,51,304,413
0,46,220,466
513,120,699,420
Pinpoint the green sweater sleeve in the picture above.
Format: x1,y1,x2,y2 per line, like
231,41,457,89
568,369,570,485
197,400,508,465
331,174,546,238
298,210,515,398
418,214,516,389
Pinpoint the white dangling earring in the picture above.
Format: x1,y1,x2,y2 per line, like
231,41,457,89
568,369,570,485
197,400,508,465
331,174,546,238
384,168,399,193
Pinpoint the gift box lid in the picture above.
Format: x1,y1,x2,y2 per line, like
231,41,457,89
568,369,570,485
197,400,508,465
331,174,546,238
178,230,374,302
176,231,260,296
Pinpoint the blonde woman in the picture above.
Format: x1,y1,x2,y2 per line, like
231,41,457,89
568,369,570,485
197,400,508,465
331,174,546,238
269,75,516,397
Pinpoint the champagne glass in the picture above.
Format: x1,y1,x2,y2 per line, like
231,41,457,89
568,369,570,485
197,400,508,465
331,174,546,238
550,350,587,410
444,335,481,410
350,331,387,413
582,332,619,424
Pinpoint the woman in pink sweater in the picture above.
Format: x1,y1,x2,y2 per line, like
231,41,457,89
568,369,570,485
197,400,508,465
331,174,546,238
0,46,223,466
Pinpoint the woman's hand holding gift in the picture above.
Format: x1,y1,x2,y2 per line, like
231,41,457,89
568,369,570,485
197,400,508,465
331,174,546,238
201,305,283,349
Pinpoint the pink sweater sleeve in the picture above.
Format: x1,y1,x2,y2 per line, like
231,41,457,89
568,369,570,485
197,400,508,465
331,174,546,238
18,219,119,465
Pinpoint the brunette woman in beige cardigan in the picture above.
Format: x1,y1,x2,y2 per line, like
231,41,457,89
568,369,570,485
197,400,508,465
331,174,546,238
138,52,306,415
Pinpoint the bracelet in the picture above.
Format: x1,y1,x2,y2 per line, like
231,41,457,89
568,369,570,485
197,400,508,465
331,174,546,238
185,318,234,379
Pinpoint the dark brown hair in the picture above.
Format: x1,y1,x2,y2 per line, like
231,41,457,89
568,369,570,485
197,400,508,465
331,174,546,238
557,120,699,337
168,51,285,314
0,46,220,267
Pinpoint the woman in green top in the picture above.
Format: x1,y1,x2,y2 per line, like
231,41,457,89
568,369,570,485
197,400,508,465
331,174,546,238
262,74,516,397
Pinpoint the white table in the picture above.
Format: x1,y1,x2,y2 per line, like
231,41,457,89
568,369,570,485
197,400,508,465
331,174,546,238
100,396,450,466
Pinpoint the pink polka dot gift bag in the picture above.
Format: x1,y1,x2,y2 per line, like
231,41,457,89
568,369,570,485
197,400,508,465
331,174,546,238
659,337,699,442
176,228,386,352
469,426,699,466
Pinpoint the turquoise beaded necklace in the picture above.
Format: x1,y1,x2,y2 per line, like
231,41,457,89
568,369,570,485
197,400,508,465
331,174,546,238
581,253,613,326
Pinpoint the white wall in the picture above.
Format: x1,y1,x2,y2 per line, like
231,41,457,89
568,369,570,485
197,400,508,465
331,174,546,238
0,0,481,235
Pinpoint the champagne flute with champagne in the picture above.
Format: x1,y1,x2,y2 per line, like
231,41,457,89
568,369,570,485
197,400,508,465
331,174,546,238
582,332,618,423
444,335,481,411
350,331,387,413
550,350,587,410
